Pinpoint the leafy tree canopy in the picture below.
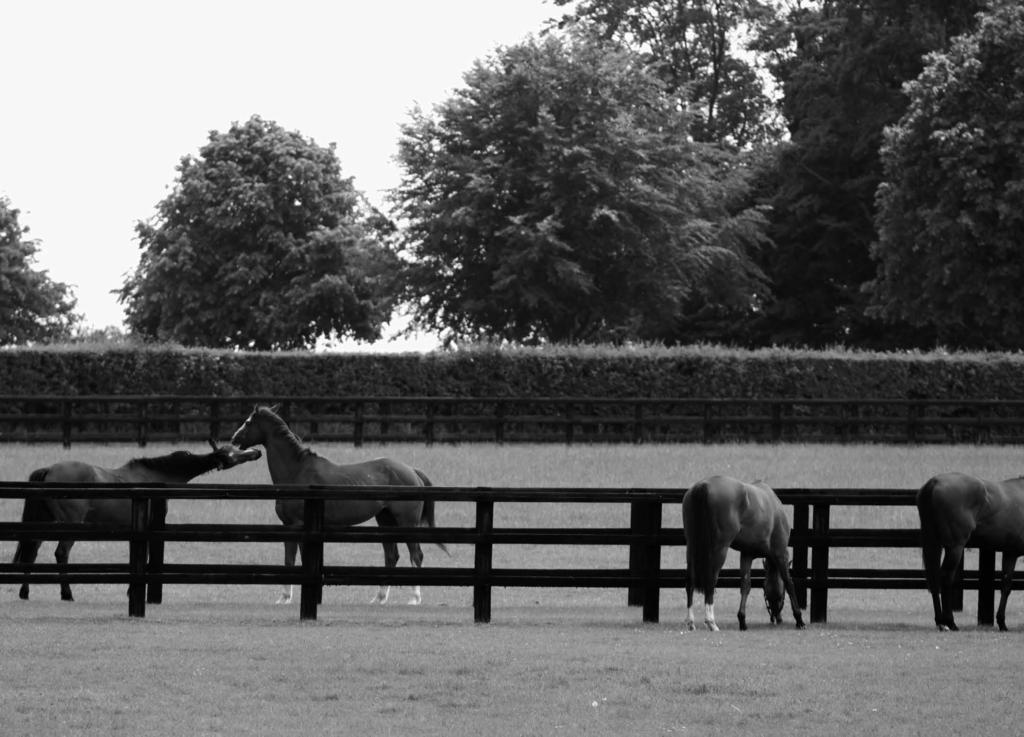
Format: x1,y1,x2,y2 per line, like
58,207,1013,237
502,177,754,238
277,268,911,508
392,30,769,346
0,197,79,345
119,116,398,350
555,0,784,148
748,0,982,348
868,1,1024,349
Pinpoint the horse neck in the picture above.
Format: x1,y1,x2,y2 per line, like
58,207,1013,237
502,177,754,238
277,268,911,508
260,422,310,483
120,454,221,484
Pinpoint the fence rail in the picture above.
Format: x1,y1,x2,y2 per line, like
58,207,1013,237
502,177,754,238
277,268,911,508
2,394,1024,446
0,482,1017,625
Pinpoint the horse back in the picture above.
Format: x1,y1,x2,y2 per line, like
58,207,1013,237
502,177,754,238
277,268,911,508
31,461,105,483
918,472,1010,546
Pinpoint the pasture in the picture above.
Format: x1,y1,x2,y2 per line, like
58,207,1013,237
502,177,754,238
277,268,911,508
3,441,1024,735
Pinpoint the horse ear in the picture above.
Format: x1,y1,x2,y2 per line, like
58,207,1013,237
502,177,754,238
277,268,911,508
208,438,219,451
269,403,282,414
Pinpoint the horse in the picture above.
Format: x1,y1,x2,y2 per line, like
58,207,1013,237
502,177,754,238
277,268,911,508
229,405,447,606
682,475,805,631
12,440,261,601
918,472,1024,631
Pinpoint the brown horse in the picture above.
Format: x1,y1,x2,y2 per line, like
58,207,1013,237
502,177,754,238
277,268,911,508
13,441,261,601
918,472,1024,631
229,405,446,606
682,475,805,631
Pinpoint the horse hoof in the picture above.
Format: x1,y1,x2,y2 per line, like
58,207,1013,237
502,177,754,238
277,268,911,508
705,622,719,632
407,597,422,606
275,596,292,605
685,622,696,632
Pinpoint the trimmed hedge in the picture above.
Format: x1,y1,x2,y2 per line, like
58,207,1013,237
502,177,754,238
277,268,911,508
1,343,1023,400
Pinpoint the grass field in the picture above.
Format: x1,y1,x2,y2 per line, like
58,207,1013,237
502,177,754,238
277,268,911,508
3,441,1024,736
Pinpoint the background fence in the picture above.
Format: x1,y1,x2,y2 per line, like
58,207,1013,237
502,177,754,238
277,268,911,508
2,395,1023,446
0,482,1018,624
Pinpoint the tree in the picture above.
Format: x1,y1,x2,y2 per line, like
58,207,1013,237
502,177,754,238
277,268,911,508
0,197,78,344
119,116,398,350
392,31,770,345
868,2,1024,349
748,0,982,348
555,0,784,148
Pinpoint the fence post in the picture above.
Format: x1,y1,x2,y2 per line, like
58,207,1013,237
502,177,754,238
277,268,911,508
136,399,148,447
474,500,494,623
977,546,995,626
209,399,221,442
810,503,830,624
353,400,365,447
627,503,644,607
633,402,644,444
146,496,167,604
790,502,809,610
128,494,149,618
425,401,436,446
300,497,325,620
61,399,72,448
564,402,575,445
495,400,506,444
640,501,662,624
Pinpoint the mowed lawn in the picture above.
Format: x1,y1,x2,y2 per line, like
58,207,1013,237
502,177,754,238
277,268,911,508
3,441,1024,736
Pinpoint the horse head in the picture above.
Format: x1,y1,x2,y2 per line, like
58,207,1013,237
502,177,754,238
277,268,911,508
229,405,284,450
207,438,262,469
763,558,786,624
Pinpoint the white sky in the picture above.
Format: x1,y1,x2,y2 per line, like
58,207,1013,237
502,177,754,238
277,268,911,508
1,1,564,349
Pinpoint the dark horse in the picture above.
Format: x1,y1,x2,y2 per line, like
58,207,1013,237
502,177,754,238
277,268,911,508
918,472,1024,631
682,475,805,631
229,405,446,605
13,441,261,601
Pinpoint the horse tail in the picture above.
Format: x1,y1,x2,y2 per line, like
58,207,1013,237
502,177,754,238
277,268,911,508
415,469,449,556
685,480,717,601
13,469,52,564
916,477,942,596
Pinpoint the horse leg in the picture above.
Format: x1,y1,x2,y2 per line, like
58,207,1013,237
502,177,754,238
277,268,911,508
921,533,944,629
684,580,697,631
996,553,1018,632
55,539,75,601
737,553,753,631
370,542,400,604
406,540,424,606
13,539,43,600
703,547,728,632
773,552,806,630
277,539,299,605
938,544,965,631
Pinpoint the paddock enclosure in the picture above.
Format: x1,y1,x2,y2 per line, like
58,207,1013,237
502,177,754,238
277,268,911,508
4,442,1024,736
3,441,1024,626
3,394,1024,446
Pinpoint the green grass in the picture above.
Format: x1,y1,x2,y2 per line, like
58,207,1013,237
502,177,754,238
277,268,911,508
4,441,1024,736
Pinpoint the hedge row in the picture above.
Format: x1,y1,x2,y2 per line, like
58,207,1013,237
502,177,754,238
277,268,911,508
1,343,1023,400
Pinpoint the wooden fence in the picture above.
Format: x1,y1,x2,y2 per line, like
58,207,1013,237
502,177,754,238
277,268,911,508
2,395,1024,446
0,483,1019,625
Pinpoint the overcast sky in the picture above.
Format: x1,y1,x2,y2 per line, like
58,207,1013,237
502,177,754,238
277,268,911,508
2,1,563,348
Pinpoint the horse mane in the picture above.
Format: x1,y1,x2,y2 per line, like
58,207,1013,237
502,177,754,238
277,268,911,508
258,407,318,459
128,451,219,477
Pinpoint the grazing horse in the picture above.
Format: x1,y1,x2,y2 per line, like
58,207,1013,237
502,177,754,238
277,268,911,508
13,441,261,601
229,405,446,606
918,472,1024,631
683,475,805,631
